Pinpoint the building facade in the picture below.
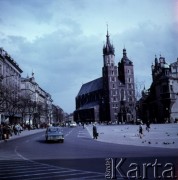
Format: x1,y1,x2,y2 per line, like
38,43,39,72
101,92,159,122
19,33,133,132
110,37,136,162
0,47,59,126
74,30,136,124
138,56,178,123
0,48,23,124
21,73,53,125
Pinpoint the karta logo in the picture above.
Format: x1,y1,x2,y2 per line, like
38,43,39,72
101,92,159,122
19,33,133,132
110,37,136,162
105,158,177,179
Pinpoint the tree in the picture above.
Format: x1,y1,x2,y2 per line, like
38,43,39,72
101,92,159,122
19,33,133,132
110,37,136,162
2,85,21,124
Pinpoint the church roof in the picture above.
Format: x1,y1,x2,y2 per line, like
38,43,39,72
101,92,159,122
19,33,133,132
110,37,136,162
77,77,103,96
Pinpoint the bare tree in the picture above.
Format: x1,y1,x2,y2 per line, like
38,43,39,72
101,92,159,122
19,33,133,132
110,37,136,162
0,83,6,108
2,86,21,124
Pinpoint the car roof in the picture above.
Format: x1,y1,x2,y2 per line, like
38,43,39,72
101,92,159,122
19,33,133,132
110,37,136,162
47,126,61,130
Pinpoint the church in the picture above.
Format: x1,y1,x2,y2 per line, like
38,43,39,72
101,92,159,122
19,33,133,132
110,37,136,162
74,30,136,124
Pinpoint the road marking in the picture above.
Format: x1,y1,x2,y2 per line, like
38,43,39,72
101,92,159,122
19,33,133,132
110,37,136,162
65,129,74,137
77,130,90,138
0,160,105,180
15,146,29,160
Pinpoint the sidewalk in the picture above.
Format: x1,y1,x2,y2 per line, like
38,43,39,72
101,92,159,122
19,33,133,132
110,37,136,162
86,123,178,149
0,128,45,143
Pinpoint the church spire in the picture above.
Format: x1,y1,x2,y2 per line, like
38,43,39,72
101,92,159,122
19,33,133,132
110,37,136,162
103,25,115,55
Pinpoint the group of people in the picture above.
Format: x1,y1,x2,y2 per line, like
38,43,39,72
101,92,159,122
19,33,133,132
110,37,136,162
0,123,23,142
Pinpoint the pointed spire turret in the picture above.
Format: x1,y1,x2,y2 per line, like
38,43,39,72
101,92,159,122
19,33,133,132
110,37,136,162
103,25,115,55
123,47,127,57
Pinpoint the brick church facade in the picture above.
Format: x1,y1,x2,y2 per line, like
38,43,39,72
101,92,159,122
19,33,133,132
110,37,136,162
74,30,136,124
138,56,178,123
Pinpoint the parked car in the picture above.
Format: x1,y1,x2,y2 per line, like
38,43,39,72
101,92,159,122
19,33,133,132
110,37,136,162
45,126,64,143
70,122,77,127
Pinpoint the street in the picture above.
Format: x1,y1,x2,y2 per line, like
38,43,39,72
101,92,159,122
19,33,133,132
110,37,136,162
0,126,178,179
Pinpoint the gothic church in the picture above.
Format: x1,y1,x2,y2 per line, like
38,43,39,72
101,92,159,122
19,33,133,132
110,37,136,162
74,30,136,124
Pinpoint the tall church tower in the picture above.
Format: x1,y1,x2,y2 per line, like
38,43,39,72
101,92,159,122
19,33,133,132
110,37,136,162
102,29,119,122
118,48,136,122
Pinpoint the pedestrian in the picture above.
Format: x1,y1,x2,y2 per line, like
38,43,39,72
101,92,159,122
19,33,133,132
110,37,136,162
146,121,150,132
15,124,20,135
13,124,17,135
2,125,8,142
0,125,3,141
93,124,98,139
139,123,143,139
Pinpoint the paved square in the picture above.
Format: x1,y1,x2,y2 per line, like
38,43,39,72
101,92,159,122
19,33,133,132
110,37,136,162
86,123,178,149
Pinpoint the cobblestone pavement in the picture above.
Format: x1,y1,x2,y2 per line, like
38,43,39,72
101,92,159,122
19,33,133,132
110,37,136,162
86,123,178,149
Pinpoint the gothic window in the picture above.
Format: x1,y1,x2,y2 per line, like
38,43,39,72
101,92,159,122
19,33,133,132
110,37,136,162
120,89,125,101
113,84,115,88
129,90,132,95
112,90,115,95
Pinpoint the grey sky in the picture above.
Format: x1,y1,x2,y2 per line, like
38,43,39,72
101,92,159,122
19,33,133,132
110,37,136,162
0,0,177,113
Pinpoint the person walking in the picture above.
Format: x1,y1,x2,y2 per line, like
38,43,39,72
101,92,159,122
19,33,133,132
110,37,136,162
82,122,85,129
15,124,20,135
139,123,143,139
2,124,8,142
93,124,98,139
146,121,150,132
0,125,3,141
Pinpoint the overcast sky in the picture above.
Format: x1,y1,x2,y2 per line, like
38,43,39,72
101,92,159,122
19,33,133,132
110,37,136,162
0,0,177,114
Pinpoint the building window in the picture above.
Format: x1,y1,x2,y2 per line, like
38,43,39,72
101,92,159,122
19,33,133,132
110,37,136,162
129,90,132,95
162,85,168,93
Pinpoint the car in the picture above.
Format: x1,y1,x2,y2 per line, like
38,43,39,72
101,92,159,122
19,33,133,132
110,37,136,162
45,126,64,143
70,122,77,127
